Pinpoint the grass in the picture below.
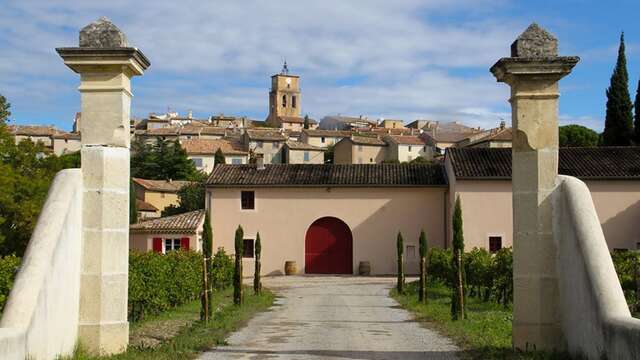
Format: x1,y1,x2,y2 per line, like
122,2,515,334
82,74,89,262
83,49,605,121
391,280,573,360
71,287,274,360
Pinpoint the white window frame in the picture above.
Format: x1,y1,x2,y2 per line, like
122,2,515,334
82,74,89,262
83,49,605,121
487,233,504,253
164,238,181,253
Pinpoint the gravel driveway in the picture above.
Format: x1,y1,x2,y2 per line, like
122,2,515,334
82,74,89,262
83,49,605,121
199,276,459,360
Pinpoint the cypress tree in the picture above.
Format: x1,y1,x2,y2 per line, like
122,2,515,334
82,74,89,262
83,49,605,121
396,232,404,294
0,95,10,124
214,148,225,166
234,225,244,305
254,232,262,295
129,180,138,224
200,211,213,320
603,32,634,146
419,229,428,303
451,196,465,320
303,114,310,130
634,80,640,143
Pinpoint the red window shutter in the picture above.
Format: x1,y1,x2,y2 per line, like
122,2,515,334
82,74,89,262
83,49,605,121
180,237,190,251
152,238,163,253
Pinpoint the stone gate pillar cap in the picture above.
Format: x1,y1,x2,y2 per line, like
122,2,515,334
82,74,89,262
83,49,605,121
79,17,129,48
511,23,558,58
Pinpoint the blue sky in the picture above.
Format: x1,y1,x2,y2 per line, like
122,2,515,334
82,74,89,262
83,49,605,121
1,0,639,131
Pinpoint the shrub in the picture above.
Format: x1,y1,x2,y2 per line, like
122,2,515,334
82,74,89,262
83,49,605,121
428,247,452,284
492,247,513,307
210,247,234,290
128,250,202,321
0,255,21,312
464,247,493,301
612,250,640,310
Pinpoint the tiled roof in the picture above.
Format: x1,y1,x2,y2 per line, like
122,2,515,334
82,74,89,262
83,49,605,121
136,199,158,212
9,125,63,137
447,147,640,180
385,135,426,146
278,116,305,124
52,132,81,140
284,140,324,151
130,209,205,234
181,139,247,155
348,136,387,146
207,164,447,187
466,128,512,146
246,129,288,141
132,178,195,192
302,129,352,138
423,131,478,143
144,127,179,136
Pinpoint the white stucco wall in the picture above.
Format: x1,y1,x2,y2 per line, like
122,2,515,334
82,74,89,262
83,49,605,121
0,169,82,360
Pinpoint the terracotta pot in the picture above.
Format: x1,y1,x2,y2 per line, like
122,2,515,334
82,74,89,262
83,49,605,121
284,261,297,275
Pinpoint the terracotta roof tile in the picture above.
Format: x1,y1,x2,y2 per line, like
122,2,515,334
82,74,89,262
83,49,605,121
385,135,427,146
246,129,288,141
130,209,205,234
447,147,640,180
9,125,63,136
136,199,158,212
349,136,387,146
302,129,352,137
181,139,247,155
132,178,195,192
207,164,446,187
284,141,324,151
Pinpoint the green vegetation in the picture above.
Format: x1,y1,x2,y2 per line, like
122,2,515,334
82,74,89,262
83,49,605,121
233,225,244,305
200,212,213,320
392,281,570,360
419,229,428,303
130,137,202,181
303,114,310,130
214,148,225,166
161,181,206,217
635,80,640,143
0,96,81,256
602,33,634,146
396,232,404,294
254,232,262,295
71,287,274,360
0,254,20,311
559,125,599,147
130,181,138,224
210,248,234,290
611,250,640,313
452,196,466,320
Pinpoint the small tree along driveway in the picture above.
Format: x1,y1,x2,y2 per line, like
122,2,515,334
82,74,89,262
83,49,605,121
199,276,459,359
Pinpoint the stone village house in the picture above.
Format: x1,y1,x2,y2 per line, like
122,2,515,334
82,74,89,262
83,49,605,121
130,209,205,253
205,147,640,277
132,178,194,217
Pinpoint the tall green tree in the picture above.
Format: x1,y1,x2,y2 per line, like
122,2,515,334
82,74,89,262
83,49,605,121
419,229,428,303
396,232,404,294
634,80,640,143
214,148,225,166
131,137,201,180
161,180,206,217
201,211,213,320
602,33,634,146
303,114,310,130
0,95,10,124
129,180,138,224
233,225,244,305
254,232,262,295
451,196,465,320
559,125,599,147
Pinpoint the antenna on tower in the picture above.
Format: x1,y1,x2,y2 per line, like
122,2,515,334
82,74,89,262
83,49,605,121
281,59,289,75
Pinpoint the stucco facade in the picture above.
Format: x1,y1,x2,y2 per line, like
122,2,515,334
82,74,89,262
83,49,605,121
334,138,387,164
208,186,446,276
129,233,201,252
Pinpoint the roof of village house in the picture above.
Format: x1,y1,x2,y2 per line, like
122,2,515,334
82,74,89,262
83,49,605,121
447,147,640,180
143,127,179,136
385,135,427,146
52,132,82,140
465,128,513,146
130,209,205,234
207,164,446,187
245,129,288,141
278,116,305,124
346,135,387,146
423,131,479,144
9,125,64,137
181,139,247,155
136,199,158,212
302,129,352,138
132,178,194,192
284,140,324,151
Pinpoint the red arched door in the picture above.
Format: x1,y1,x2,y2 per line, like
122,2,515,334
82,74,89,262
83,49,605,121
305,217,353,274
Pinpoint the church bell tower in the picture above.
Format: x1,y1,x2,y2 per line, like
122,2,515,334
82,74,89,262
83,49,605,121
267,61,301,126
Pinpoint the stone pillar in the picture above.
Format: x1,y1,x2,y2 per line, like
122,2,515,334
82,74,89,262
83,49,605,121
57,17,150,355
490,24,578,351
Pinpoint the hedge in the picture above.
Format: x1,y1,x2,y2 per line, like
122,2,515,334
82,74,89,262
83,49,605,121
611,250,640,312
0,255,21,312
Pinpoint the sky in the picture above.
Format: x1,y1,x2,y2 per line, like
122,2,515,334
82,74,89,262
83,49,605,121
1,0,639,132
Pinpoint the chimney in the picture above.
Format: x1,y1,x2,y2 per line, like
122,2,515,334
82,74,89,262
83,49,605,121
256,155,265,170
500,120,506,130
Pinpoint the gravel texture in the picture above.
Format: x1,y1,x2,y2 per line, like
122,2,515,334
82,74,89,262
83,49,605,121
199,276,459,359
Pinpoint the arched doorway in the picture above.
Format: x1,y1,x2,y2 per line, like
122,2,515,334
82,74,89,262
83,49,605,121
305,217,353,274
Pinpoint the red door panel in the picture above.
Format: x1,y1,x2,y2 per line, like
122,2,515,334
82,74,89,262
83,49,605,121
305,217,352,274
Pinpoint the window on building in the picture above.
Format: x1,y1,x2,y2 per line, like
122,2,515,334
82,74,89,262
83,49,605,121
408,146,412,152
192,158,203,168
369,158,373,163
243,239,254,258
304,151,310,162
321,137,326,143
406,245,416,259
257,141,263,148
358,145,363,152
231,158,242,165
241,191,255,210
423,146,427,152
489,236,502,253
282,95,287,107
165,238,181,253
636,242,640,250
292,96,297,108
272,141,280,148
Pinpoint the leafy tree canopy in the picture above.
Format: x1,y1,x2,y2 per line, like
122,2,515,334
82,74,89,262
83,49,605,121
131,137,203,181
559,125,599,147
